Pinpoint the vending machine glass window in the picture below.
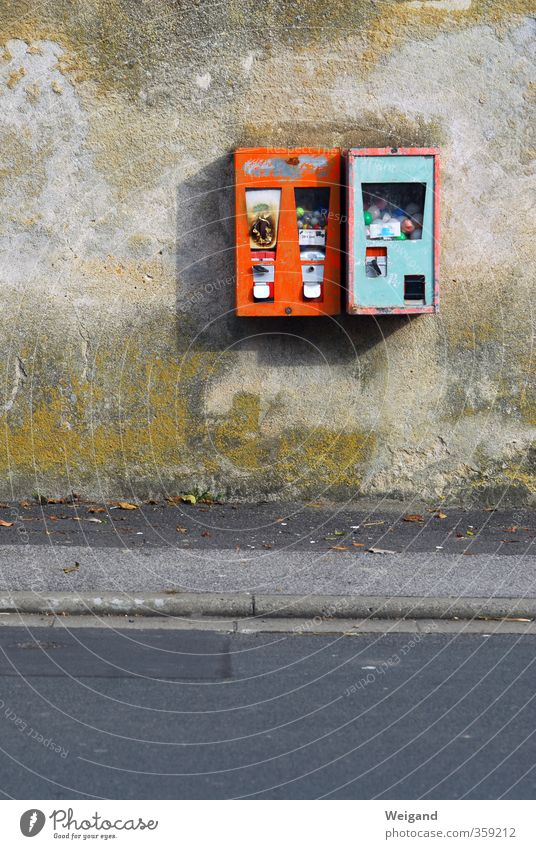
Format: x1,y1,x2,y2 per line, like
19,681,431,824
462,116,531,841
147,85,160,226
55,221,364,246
246,188,281,250
295,187,330,259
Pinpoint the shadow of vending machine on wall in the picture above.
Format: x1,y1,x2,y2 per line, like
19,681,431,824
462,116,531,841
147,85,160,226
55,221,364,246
346,148,440,315
235,148,341,316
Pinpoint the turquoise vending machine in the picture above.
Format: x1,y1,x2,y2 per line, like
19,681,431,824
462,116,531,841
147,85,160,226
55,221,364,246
346,148,439,314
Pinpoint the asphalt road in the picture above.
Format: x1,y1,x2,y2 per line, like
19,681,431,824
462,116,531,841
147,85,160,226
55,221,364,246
0,625,534,800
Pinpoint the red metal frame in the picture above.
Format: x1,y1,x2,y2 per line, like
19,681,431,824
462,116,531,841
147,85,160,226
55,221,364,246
346,147,440,315
235,147,342,317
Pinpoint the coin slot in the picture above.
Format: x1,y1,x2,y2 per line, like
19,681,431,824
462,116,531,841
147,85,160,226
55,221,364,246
404,275,426,304
366,246,387,278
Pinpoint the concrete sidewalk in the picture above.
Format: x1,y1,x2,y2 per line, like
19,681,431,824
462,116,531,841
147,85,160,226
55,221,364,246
0,545,535,621
0,501,533,619
0,545,535,597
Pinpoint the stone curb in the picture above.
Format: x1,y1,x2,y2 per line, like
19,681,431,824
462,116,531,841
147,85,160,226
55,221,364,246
0,592,535,620
254,595,536,620
0,592,253,617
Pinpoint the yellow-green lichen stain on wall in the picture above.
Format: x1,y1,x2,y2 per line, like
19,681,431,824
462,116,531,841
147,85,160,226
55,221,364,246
0,0,534,503
0,358,375,498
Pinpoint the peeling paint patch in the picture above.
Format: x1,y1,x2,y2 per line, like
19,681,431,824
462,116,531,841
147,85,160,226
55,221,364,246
195,72,211,90
243,155,329,179
241,54,254,73
407,0,472,10
6,65,25,88
3,358,27,413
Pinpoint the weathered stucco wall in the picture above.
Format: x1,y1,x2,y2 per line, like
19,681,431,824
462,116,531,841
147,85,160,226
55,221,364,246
0,0,534,503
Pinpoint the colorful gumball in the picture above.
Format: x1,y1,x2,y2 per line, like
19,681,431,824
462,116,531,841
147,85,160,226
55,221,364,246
368,204,381,220
382,212,391,222
401,218,415,235
296,207,305,218
394,232,408,240
364,210,372,225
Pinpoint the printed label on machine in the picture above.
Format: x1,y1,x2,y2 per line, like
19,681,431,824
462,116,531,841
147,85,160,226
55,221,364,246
299,229,326,247
369,220,401,239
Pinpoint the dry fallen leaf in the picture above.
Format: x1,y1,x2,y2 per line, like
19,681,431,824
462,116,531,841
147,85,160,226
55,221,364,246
19,500,31,508
504,526,518,533
477,616,532,622
436,511,447,519
176,526,188,534
87,518,102,524
330,545,349,551
352,541,365,548
167,494,196,505
63,562,80,574
262,543,273,549
367,547,396,554
88,506,106,514
363,520,385,527
403,514,424,523
504,617,532,622
201,530,211,537
47,497,65,504
0,519,14,527
116,502,138,510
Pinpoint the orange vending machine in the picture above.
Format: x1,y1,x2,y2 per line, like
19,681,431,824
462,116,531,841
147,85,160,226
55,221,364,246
235,148,341,316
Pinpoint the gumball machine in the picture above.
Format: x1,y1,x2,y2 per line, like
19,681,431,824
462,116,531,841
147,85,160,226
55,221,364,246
235,148,341,316
345,148,440,314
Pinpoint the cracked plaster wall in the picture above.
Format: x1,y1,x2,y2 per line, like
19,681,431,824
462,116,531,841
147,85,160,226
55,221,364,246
0,0,534,503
